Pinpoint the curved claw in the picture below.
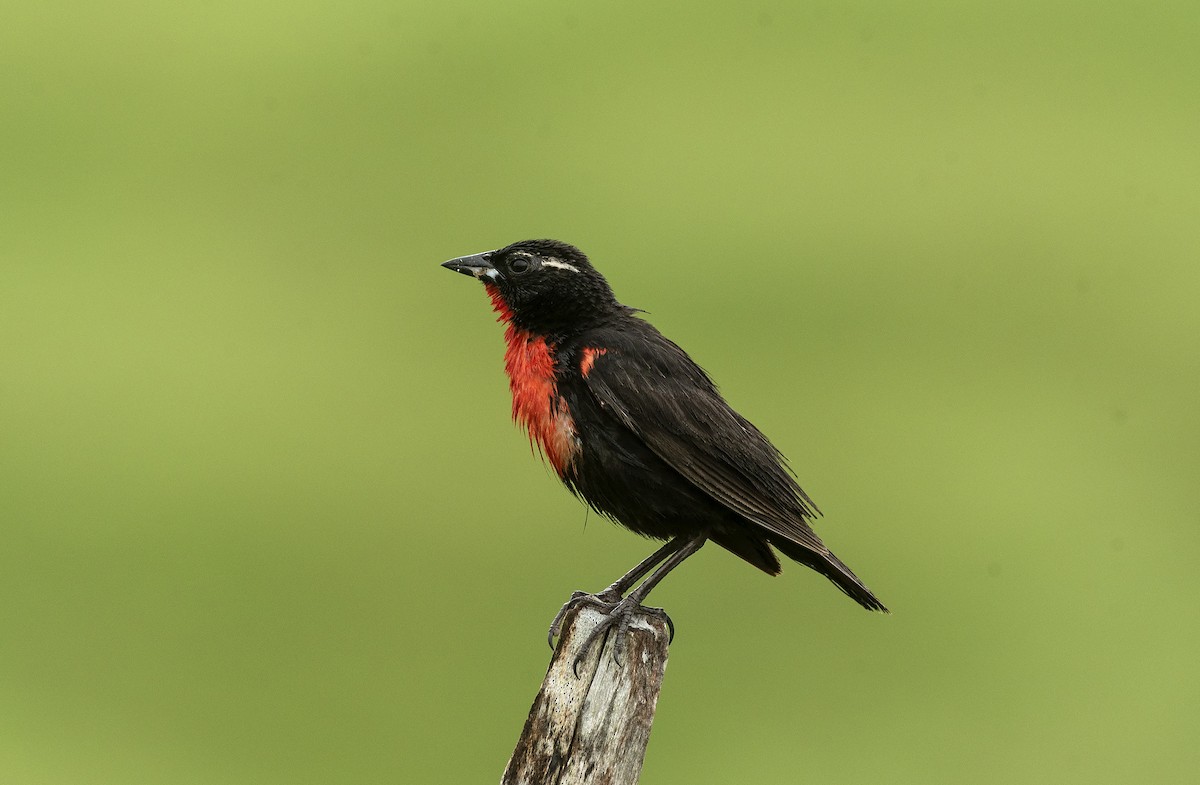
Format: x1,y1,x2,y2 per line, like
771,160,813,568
628,604,673,644
547,591,591,648
572,650,590,679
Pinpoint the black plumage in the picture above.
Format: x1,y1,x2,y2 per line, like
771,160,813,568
442,239,886,655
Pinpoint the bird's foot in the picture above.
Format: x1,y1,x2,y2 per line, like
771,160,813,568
546,593,674,677
570,596,673,676
547,590,623,648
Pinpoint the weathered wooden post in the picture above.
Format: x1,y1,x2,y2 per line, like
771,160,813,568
501,602,671,785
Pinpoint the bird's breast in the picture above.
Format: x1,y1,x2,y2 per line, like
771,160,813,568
501,326,579,476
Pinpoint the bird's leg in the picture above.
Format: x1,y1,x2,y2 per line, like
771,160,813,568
597,537,692,601
571,534,707,675
547,537,688,648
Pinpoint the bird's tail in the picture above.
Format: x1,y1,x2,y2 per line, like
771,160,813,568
772,538,889,612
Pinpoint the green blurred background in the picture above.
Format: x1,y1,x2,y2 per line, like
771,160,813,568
2,2,1197,783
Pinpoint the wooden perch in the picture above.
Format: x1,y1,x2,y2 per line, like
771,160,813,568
501,602,671,785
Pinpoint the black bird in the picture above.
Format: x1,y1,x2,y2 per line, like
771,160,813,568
442,239,887,659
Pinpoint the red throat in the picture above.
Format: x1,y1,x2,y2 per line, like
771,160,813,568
485,284,578,475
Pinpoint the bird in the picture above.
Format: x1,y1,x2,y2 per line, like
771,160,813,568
442,239,887,662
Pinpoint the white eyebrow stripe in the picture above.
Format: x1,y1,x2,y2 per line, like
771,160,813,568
541,258,580,273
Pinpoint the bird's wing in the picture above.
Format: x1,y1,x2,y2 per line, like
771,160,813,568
580,324,829,554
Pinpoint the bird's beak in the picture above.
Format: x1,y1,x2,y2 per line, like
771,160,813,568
441,251,498,280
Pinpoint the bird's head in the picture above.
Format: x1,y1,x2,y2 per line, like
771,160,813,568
442,239,622,335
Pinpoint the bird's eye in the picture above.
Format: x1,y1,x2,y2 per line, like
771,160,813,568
509,257,532,274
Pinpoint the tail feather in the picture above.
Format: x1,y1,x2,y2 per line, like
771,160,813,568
772,537,889,612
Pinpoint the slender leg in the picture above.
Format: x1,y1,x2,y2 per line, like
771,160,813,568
598,537,689,599
547,537,689,648
613,535,706,609
570,534,708,674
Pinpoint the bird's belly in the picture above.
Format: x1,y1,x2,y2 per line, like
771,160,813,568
565,406,733,540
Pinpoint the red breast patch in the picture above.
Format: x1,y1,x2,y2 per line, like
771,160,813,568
487,284,579,475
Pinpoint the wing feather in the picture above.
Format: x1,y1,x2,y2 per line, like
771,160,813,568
582,326,829,555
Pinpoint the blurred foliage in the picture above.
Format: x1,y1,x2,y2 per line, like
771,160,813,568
1,2,1198,783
